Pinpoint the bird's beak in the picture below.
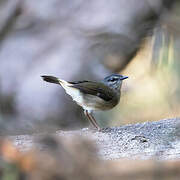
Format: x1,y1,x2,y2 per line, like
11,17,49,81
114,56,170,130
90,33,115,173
120,76,128,80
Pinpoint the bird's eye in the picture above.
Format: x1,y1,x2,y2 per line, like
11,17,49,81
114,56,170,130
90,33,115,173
109,78,117,82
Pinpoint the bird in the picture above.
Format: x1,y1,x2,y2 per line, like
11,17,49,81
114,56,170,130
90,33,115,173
41,74,128,131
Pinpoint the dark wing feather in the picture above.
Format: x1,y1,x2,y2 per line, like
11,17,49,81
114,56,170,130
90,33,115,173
70,81,114,101
68,80,89,84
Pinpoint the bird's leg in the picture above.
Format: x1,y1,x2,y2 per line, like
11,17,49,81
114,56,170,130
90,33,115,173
84,110,101,131
84,110,97,129
89,113,101,131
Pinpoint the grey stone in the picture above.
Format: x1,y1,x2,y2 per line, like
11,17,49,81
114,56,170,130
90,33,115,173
10,118,180,160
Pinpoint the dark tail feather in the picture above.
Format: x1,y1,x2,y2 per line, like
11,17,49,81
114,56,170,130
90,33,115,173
41,75,60,84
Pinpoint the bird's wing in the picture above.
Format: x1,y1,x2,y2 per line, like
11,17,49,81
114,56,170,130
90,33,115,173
69,81,114,101
68,80,89,84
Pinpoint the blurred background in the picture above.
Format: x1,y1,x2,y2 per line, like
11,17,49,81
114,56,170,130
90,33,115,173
0,0,180,135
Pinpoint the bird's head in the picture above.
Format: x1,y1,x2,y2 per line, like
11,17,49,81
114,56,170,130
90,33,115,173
103,74,128,90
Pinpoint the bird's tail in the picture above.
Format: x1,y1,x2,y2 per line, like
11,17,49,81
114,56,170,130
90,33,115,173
41,75,67,85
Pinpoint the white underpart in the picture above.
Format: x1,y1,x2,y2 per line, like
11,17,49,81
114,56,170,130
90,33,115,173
58,79,87,109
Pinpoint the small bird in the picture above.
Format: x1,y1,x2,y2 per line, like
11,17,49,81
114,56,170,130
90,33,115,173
41,74,128,130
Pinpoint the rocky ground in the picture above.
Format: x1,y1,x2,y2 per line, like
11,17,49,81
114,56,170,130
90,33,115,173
11,118,180,160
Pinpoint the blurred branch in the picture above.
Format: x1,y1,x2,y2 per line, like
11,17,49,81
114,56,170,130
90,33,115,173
0,0,21,47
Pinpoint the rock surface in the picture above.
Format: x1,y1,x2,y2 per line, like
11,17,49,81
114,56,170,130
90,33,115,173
11,118,180,160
